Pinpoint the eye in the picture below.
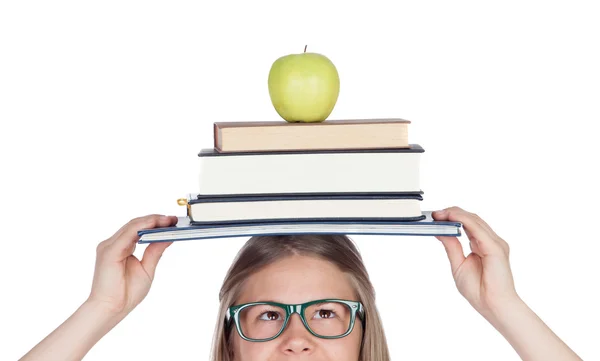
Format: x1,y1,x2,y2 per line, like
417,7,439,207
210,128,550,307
314,309,336,319
259,311,282,321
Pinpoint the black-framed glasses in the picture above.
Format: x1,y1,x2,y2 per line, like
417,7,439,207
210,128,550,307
227,298,365,342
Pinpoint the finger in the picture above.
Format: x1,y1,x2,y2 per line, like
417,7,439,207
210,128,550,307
433,207,490,238
141,241,174,280
441,206,501,242
434,235,466,276
108,214,166,246
460,211,498,242
433,207,504,257
465,211,511,255
105,215,178,261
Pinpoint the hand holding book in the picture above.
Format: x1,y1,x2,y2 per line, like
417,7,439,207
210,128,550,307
433,206,518,318
19,214,179,361
88,214,178,315
433,206,583,361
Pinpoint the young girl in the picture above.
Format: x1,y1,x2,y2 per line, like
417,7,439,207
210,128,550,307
19,206,583,361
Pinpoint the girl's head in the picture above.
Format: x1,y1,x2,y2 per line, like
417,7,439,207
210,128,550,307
210,234,390,361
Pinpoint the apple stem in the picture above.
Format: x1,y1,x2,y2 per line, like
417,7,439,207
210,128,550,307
304,45,307,53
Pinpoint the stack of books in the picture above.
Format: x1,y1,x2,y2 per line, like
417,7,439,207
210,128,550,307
137,118,462,243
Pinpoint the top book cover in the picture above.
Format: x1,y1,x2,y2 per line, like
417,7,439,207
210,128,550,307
213,118,411,153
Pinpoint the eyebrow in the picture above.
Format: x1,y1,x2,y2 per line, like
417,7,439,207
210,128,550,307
247,299,340,305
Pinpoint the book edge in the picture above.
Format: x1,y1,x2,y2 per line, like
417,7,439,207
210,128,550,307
198,144,425,156
214,118,412,128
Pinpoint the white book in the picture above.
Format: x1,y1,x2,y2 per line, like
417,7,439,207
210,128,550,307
197,144,424,196
185,192,425,224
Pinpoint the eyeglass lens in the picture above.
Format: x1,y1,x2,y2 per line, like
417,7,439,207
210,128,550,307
238,301,352,339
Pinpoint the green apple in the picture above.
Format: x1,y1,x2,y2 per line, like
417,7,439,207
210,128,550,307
268,48,340,123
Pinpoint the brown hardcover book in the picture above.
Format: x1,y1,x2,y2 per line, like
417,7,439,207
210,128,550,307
213,118,411,152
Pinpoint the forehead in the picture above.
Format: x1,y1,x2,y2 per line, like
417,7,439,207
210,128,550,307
236,254,357,305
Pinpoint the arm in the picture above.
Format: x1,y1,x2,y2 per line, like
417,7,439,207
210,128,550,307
433,207,583,361
487,295,583,361
18,300,122,361
19,214,178,361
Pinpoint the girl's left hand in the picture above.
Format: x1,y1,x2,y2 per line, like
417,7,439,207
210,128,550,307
432,206,519,318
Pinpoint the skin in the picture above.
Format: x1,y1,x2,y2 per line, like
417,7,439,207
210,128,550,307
18,207,584,361
230,255,363,361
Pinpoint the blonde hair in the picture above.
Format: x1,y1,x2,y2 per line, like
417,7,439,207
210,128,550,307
209,234,391,361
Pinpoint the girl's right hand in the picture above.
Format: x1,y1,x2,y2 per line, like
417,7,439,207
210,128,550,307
87,214,178,316
432,207,518,319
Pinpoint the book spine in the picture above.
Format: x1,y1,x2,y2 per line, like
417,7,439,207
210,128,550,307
213,123,219,151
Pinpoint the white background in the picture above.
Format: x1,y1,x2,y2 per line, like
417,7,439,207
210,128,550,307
1,1,599,360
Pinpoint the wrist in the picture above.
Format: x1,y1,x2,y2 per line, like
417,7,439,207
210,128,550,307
84,293,133,316
79,299,127,331
484,294,528,327
479,295,584,361
482,293,543,345
491,292,525,314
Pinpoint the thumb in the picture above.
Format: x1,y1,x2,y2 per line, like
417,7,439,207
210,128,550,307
141,241,173,280
433,209,466,276
435,235,466,277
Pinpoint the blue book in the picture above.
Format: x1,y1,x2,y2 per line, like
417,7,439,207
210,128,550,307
136,211,462,244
